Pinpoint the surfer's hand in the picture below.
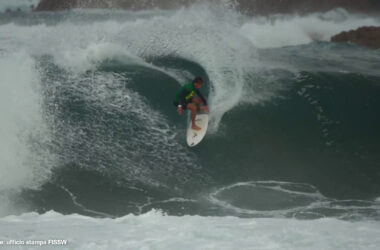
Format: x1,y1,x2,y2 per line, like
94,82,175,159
178,107,183,115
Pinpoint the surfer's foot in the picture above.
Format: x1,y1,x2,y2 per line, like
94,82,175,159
192,124,201,131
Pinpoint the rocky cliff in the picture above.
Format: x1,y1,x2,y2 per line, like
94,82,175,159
331,26,380,49
35,0,380,14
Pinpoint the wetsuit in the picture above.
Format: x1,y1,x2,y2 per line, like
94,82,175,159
173,82,207,109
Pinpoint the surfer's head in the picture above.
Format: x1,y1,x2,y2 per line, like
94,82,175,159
193,76,204,89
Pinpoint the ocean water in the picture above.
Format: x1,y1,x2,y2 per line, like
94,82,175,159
0,2,380,249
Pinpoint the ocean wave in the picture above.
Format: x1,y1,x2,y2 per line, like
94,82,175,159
0,7,379,220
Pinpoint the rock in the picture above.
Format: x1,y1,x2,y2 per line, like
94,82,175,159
241,0,380,15
331,26,380,49
35,0,380,14
35,0,77,11
35,0,113,11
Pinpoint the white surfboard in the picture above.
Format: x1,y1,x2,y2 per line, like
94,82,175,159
186,113,209,147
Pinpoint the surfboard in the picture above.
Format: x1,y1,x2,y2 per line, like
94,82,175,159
186,113,209,147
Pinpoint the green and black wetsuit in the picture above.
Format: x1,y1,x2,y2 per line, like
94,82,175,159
173,82,207,109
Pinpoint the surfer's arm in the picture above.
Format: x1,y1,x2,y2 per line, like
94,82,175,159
195,89,207,106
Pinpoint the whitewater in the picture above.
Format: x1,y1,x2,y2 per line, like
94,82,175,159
0,1,380,249
1,210,380,250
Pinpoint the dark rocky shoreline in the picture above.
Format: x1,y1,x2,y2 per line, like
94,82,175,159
331,26,380,49
35,0,380,15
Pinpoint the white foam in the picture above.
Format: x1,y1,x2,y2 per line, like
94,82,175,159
209,181,326,216
208,181,380,219
0,52,51,190
240,9,380,48
0,51,53,216
1,210,380,250
42,72,205,187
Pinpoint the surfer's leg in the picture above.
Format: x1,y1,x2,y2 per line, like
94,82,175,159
193,97,202,111
193,97,209,112
187,103,201,131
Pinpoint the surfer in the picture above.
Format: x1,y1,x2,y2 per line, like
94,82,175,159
173,76,209,130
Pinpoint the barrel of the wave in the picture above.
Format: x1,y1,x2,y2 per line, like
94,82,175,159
186,111,209,147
